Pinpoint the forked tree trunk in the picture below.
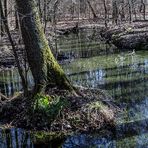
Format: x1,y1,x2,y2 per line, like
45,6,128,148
15,0,74,94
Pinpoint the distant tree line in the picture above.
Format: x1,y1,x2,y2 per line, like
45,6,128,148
1,0,148,36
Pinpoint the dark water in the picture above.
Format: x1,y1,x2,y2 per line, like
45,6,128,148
0,68,33,97
0,29,148,147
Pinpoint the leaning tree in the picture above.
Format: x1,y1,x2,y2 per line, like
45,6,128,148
15,0,75,95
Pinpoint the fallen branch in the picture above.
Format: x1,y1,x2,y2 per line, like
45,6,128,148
0,92,9,101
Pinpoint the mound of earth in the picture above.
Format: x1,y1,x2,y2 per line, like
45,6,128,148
102,22,148,50
0,87,119,133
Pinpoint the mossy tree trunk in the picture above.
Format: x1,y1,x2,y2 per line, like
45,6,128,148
15,0,74,94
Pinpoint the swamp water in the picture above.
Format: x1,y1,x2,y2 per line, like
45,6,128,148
0,29,148,147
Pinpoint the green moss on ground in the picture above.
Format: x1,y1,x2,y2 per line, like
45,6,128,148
0,87,119,133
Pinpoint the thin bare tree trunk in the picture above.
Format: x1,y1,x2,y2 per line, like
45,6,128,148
0,0,28,95
141,0,146,20
43,0,47,32
102,0,108,27
15,10,19,29
112,0,118,24
86,0,97,20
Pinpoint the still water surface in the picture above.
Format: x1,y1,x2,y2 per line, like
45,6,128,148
0,29,148,147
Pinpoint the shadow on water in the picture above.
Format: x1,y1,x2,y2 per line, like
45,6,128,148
0,28,148,147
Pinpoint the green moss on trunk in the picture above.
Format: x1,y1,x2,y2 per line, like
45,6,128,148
16,0,74,94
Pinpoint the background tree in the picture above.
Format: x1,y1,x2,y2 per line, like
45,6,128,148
0,0,28,95
112,0,118,24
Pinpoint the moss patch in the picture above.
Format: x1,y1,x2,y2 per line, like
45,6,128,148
0,87,119,133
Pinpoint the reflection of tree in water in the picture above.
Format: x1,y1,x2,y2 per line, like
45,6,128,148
58,29,113,60
63,134,114,148
0,116,148,147
0,68,33,97
0,128,33,148
63,117,148,147
0,128,66,148
63,50,148,147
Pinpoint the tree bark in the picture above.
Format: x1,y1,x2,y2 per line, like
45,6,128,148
86,0,97,20
102,0,108,27
140,0,146,20
112,0,118,24
0,0,5,36
0,0,28,95
128,0,132,23
15,0,74,94
15,10,19,29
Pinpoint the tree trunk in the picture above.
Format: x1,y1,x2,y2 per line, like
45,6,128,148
102,0,108,27
1,16,5,36
0,0,28,95
4,0,7,19
43,0,47,32
86,0,97,20
38,0,42,19
121,0,125,21
1,0,5,36
15,10,19,29
128,0,132,23
112,0,118,24
141,0,146,20
15,0,74,94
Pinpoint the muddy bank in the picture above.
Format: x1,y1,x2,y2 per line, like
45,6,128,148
0,87,119,133
101,22,148,50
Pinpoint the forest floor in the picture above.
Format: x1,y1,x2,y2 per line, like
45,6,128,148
0,86,120,133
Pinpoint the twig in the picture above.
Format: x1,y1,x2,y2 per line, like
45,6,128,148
0,92,9,100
